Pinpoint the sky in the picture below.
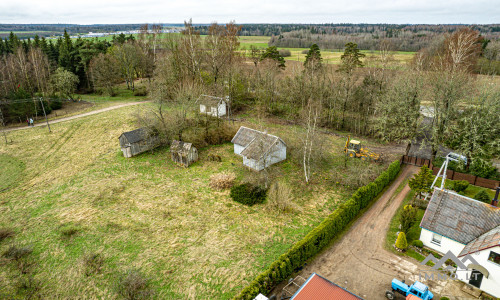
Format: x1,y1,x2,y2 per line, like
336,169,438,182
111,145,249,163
1,0,499,25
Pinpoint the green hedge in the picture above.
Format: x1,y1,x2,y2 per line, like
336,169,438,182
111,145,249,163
233,160,401,300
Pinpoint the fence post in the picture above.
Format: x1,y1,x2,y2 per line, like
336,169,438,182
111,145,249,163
474,176,477,185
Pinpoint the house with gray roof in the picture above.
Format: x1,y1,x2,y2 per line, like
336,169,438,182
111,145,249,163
419,188,500,297
119,128,159,158
170,140,198,167
231,126,286,171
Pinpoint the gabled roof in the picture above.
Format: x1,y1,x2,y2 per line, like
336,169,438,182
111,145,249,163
459,225,500,257
120,128,148,144
291,273,363,300
198,95,226,106
420,188,500,245
231,126,285,160
170,140,194,155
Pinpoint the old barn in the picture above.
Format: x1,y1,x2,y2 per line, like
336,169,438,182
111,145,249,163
170,140,198,167
231,126,286,171
119,128,159,158
198,95,228,118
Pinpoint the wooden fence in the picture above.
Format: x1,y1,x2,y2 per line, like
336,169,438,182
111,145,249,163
401,155,500,189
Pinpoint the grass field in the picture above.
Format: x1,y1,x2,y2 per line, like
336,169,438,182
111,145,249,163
0,101,393,298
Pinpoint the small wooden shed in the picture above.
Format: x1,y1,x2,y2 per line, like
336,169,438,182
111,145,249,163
119,128,159,158
170,140,198,167
198,95,228,118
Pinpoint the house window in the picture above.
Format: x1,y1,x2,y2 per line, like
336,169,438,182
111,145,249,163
488,251,500,265
431,233,442,245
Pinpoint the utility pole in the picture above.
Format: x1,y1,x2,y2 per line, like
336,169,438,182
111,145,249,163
39,97,51,133
0,106,7,144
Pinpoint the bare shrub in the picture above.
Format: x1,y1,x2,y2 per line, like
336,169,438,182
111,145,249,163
279,49,292,57
83,252,105,276
267,181,294,213
207,154,222,162
301,49,309,54
117,269,152,300
210,171,236,190
0,228,15,242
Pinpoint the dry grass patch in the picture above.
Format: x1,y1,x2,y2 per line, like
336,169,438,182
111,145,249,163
209,171,236,190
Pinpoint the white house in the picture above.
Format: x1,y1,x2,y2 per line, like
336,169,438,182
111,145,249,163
198,95,228,118
231,126,286,171
419,188,500,298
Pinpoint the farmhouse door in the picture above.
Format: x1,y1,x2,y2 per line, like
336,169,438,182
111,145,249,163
469,269,483,288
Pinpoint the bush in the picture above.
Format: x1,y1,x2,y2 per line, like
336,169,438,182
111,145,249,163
399,205,417,234
209,172,236,190
59,223,82,239
49,99,63,110
412,240,424,248
395,232,408,250
267,181,294,213
117,269,152,300
3,245,32,261
233,160,401,300
278,49,291,57
0,228,15,242
474,190,491,204
451,180,469,193
133,86,147,96
207,154,222,162
301,49,309,54
440,297,450,300
470,158,499,179
230,183,267,206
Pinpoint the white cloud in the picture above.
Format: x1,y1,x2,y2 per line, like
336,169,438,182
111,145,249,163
0,0,498,24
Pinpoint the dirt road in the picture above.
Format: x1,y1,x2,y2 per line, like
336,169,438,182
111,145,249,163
273,165,473,299
1,101,149,133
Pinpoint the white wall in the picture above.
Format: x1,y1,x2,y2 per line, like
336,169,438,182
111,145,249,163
242,142,287,171
456,246,500,298
200,104,207,113
420,229,465,257
234,144,244,155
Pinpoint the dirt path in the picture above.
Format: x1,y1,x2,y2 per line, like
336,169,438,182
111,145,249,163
1,101,150,133
272,165,473,299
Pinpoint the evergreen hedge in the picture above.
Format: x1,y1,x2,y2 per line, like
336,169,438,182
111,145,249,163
233,160,401,300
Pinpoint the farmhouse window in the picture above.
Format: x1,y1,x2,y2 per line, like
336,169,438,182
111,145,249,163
488,251,500,265
431,233,442,245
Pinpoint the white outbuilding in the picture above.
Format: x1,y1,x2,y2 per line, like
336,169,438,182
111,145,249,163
231,126,286,171
198,95,228,118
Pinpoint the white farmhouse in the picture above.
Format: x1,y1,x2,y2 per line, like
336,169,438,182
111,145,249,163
198,95,228,118
231,126,286,171
419,188,500,298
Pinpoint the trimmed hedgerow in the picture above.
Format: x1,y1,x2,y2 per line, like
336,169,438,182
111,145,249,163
233,160,401,300
230,183,267,206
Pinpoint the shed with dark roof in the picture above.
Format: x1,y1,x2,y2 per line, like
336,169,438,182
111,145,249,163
119,128,160,158
170,140,198,167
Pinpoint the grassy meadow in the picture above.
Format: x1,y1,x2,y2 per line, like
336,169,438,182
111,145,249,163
0,101,392,298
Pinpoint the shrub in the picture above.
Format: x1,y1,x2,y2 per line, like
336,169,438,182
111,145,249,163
267,181,294,213
395,232,408,250
207,154,222,162
133,86,147,96
230,183,267,206
470,158,499,179
301,49,309,54
117,269,152,300
209,172,236,190
59,223,82,239
83,252,105,276
474,190,491,204
49,99,63,110
233,160,401,300
451,180,469,193
0,228,15,242
412,240,424,248
440,297,450,300
399,205,417,234
278,49,291,57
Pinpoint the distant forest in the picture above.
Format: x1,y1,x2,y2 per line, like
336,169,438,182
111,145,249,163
2,23,500,52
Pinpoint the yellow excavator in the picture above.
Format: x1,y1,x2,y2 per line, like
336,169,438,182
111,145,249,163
344,136,382,162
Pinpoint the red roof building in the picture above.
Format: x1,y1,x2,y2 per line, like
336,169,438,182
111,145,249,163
291,273,364,300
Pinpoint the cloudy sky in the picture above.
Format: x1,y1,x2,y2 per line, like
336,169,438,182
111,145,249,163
1,0,499,24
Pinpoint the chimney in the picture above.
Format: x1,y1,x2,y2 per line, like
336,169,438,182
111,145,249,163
492,187,500,207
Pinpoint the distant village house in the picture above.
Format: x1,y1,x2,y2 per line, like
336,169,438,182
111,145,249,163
231,126,286,171
198,95,228,118
119,128,159,158
170,140,198,167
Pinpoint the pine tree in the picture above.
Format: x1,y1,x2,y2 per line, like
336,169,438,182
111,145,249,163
261,46,285,68
395,232,408,250
408,165,434,200
339,42,365,73
304,43,322,70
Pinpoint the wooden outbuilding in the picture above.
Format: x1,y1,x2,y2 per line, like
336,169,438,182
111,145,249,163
198,95,229,118
170,140,198,167
231,126,286,171
119,128,159,158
